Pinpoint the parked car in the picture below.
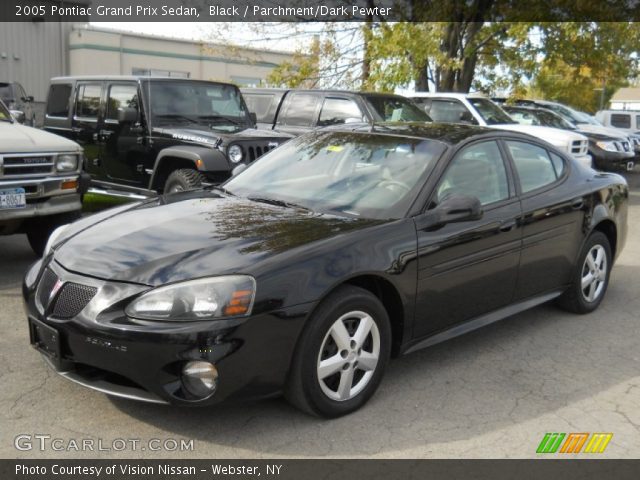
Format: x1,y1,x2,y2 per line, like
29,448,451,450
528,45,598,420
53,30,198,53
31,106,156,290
595,110,640,157
504,105,636,171
409,93,592,167
0,99,88,255
24,122,627,417
0,81,35,126
43,76,292,196
241,88,431,135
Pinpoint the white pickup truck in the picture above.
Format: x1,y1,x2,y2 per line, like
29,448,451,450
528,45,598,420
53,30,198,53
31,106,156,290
0,99,88,255
409,93,592,168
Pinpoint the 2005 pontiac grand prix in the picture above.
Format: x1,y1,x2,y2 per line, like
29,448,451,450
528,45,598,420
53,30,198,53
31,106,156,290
24,123,628,418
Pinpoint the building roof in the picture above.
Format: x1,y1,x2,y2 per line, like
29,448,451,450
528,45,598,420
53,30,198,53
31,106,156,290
611,87,640,102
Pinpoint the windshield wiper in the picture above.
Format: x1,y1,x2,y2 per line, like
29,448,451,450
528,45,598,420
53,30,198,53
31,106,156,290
247,196,311,212
198,115,243,126
155,114,198,124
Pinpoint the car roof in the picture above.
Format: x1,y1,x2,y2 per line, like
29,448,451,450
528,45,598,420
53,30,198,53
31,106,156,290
50,76,235,86
240,88,409,99
319,121,529,145
406,92,488,99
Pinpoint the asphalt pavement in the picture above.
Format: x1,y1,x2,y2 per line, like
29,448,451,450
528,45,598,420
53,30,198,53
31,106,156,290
1,171,639,459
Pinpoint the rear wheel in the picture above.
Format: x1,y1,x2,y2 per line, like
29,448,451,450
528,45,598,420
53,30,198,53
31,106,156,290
164,169,206,193
285,285,391,418
557,231,612,314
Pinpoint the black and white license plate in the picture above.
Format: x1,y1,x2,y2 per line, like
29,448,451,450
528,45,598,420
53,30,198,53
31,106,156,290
29,318,61,360
0,187,26,209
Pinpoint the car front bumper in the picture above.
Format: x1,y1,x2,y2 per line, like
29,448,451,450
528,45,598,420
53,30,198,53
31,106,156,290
23,258,312,406
0,173,89,224
590,148,635,170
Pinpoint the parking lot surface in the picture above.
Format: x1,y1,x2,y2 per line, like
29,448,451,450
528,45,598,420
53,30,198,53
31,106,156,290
1,172,639,459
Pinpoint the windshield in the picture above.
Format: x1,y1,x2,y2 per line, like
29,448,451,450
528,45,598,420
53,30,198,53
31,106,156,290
0,100,11,122
364,95,432,122
535,110,577,130
225,131,446,219
144,80,251,132
467,98,515,125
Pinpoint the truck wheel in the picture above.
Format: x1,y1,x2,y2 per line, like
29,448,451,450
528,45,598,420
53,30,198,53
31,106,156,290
26,211,81,257
164,169,206,193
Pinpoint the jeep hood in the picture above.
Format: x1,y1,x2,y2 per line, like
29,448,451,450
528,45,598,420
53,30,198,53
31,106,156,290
0,122,81,153
53,191,377,286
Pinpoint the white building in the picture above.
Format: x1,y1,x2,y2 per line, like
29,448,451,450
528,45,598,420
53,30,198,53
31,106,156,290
610,87,640,111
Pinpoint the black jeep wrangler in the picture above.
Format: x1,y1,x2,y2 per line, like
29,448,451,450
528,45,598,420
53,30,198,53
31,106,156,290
43,77,292,195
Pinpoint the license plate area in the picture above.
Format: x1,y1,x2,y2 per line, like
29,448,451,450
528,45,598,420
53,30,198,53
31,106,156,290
29,318,61,361
0,187,26,209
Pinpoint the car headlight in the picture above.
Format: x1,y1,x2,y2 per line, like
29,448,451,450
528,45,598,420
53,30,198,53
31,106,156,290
56,154,79,172
43,223,71,257
125,275,256,322
228,145,243,164
595,141,618,152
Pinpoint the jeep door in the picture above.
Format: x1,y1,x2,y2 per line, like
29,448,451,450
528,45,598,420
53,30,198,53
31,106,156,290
72,81,104,179
98,82,148,187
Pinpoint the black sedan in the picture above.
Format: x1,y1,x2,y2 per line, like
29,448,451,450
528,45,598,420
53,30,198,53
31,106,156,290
23,123,628,418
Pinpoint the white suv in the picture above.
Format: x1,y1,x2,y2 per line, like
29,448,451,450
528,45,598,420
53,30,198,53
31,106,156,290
409,93,592,168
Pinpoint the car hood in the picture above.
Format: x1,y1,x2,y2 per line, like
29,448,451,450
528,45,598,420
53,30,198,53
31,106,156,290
54,192,378,286
0,122,81,153
492,124,588,146
152,126,292,148
575,123,629,139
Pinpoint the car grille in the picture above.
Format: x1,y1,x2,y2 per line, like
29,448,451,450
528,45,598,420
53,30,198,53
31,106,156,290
52,283,98,319
36,268,97,318
233,141,283,162
0,154,55,178
571,139,588,156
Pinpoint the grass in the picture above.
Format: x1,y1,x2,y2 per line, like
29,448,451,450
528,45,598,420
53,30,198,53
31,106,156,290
82,192,135,213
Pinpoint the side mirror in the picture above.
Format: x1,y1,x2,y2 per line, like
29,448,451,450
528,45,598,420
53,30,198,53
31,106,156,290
117,107,138,124
459,111,477,125
10,110,25,124
231,164,247,177
21,96,34,103
248,112,257,124
417,194,483,230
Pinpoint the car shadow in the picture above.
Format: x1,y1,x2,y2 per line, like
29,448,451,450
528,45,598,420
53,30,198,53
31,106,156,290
0,234,37,290
110,262,640,457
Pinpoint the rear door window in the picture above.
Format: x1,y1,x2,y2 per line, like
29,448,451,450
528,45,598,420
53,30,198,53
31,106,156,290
506,141,562,193
46,84,72,118
75,83,102,119
429,99,470,123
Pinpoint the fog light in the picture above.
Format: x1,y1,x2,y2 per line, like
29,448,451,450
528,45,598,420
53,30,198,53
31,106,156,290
181,361,218,398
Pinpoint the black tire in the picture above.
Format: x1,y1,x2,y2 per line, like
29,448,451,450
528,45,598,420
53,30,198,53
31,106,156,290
164,169,206,193
25,211,81,257
557,231,612,314
285,285,391,418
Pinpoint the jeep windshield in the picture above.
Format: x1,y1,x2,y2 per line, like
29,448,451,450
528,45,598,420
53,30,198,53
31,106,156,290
144,80,251,132
224,131,446,220
0,100,11,122
467,97,516,125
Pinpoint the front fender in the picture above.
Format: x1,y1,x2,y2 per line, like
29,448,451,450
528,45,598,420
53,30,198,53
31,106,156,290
149,146,231,189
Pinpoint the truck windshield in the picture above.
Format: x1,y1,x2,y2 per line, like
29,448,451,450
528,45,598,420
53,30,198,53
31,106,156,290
145,80,251,131
468,98,515,125
364,95,432,123
0,100,11,122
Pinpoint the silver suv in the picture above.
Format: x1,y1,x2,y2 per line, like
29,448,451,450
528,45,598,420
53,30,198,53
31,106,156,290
0,99,87,255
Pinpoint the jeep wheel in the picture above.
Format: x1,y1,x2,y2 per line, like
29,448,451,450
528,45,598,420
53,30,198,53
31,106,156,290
164,169,206,193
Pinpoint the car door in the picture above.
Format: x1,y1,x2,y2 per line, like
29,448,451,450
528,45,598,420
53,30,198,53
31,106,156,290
274,92,321,136
99,82,148,186
72,82,104,180
503,140,585,300
413,140,522,339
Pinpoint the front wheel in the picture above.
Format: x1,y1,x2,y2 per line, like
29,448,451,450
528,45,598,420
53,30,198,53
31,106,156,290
285,285,391,418
557,231,612,314
164,169,206,193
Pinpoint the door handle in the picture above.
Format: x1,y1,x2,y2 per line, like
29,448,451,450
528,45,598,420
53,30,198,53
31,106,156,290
499,220,517,232
571,197,584,210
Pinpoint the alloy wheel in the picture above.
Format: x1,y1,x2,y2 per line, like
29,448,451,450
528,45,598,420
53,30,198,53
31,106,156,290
581,244,608,302
316,310,380,402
